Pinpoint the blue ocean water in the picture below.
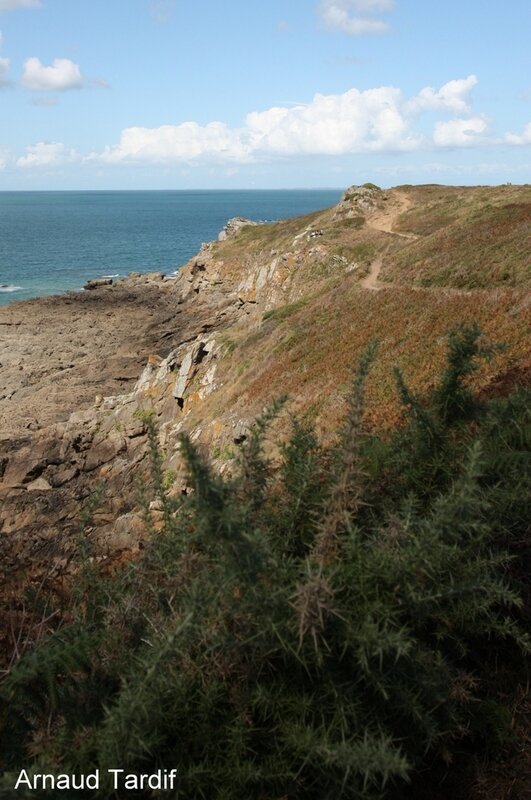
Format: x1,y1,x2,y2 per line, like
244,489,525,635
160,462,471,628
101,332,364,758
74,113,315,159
0,190,341,306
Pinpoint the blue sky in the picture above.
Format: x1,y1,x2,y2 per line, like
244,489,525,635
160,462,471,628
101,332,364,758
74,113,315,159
0,0,530,189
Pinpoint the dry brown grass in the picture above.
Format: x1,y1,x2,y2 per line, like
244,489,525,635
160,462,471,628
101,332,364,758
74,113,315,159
179,183,530,448
192,279,529,442
386,201,531,288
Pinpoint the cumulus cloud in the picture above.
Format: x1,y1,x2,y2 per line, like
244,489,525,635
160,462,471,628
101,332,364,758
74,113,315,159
505,122,531,145
94,85,425,165
13,76,490,171
319,0,394,35
407,75,478,114
433,116,488,147
96,122,251,164
0,0,40,10
16,141,76,167
246,88,418,155
22,57,83,91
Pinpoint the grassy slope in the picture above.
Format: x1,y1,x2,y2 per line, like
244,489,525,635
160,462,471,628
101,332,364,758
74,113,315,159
179,185,530,448
384,184,531,288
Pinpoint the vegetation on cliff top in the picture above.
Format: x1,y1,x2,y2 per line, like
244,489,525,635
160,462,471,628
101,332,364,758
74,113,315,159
177,184,530,445
1,326,530,799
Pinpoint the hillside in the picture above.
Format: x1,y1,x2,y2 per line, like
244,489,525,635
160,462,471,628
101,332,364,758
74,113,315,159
152,183,530,446
0,182,530,799
1,183,529,566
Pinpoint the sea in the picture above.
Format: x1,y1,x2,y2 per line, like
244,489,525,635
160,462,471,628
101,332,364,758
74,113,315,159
0,190,342,306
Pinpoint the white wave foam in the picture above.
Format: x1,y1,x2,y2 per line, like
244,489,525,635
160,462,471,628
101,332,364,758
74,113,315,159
0,284,22,293
102,274,120,279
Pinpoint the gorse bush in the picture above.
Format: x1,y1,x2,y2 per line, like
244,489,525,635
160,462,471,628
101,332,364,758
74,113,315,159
1,326,530,799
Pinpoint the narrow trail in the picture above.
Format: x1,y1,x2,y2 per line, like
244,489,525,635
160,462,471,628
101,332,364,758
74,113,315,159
359,193,475,298
367,191,419,240
362,191,418,291
360,257,383,290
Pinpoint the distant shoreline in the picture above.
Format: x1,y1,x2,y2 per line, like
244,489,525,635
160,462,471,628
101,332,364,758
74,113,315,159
0,188,342,306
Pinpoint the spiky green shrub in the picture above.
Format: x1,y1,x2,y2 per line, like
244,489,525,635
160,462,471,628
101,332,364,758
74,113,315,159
1,327,529,799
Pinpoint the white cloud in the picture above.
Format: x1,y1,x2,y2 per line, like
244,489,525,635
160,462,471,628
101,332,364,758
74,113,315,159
94,85,421,165
246,88,418,155
407,75,478,114
16,141,76,168
13,76,493,171
433,116,488,147
22,57,83,91
96,122,251,164
0,0,40,10
505,122,531,145
319,0,394,35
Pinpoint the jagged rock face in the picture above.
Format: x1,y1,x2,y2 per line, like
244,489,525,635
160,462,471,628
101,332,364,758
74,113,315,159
0,272,225,587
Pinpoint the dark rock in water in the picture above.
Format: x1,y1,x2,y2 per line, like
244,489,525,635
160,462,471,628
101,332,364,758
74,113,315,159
84,278,113,290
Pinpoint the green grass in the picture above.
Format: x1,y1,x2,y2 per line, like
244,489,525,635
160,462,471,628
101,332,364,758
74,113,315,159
262,298,308,322
331,242,376,265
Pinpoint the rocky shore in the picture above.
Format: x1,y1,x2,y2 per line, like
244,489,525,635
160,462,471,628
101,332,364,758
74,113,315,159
0,225,258,641
0,274,182,435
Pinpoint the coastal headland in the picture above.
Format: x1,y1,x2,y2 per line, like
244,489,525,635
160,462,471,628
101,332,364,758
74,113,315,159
1,183,530,653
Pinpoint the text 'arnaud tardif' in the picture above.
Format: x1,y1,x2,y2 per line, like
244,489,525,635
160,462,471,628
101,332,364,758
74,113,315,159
14,769,179,791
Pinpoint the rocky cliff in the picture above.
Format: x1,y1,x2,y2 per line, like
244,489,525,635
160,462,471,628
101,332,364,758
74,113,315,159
1,183,530,654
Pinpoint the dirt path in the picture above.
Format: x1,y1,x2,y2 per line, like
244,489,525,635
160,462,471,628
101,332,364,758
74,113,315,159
360,257,383,290
362,191,417,290
367,191,419,240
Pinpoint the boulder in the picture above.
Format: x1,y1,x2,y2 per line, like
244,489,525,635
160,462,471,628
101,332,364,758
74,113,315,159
84,430,127,472
98,512,146,553
233,420,250,444
333,184,381,219
84,278,113,290
172,341,207,403
26,477,52,492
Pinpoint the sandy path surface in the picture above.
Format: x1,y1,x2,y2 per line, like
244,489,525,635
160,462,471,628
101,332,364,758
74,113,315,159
360,257,383,290
361,191,418,290
367,191,419,240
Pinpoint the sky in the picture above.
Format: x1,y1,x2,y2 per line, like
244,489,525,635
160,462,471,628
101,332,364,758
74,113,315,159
0,0,530,189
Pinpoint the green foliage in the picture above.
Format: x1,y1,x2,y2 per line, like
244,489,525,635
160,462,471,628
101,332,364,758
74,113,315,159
330,242,376,265
262,299,308,323
1,326,529,799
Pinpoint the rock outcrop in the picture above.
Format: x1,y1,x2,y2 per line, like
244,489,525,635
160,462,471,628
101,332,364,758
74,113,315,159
218,216,260,241
333,184,382,219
